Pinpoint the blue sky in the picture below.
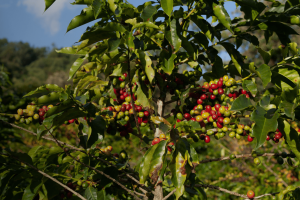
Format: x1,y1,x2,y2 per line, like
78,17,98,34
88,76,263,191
0,0,237,49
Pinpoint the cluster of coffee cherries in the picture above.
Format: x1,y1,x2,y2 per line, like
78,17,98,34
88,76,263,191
151,133,174,153
14,103,53,125
100,102,150,137
266,129,283,143
59,182,80,199
172,75,256,143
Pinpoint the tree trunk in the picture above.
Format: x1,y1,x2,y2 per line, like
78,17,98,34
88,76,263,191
153,99,164,199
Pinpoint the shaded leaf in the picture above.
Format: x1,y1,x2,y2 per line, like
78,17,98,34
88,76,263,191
165,19,181,52
84,186,98,200
257,47,271,64
162,54,177,75
68,57,86,81
251,106,280,149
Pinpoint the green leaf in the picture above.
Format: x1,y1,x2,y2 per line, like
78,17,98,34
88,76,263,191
138,51,155,84
23,84,63,98
87,116,105,148
107,0,116,13
278,183,300,200
162,54,177,75
107,38,121,53
132,22,160,30
259,95,270,109
67,6,96,32
281,101,297,120
257,47,271,64
45,99,74,117
212,56,225,78
213,3,233,34
139,140,167,184
169,150,189,200
230,95,252,111
141,5,157,21
44,0,56,11
92,0,104,19
278,120,300,162
289,42,298,55
56,46,88,55
84,186,98,200
97,189,106,200
256,64,272,87
251,106,280,149
165,19,181,52
68,57,86,81
75,75,98,92
161,0,173,16
136,85,151,108
53,107,87,128
22,177,47,200
242,79,257,97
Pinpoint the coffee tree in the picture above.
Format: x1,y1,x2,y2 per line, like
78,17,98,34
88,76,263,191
1,0,300,199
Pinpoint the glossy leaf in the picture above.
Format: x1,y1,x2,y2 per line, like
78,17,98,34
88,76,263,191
56,46,88,55
139,140,167,184
251,106,280,149
256,64,272,87
136,85,151,108
162,54,177,75
213,3,233,34
92,0,104,19
68,57,86,81
281,101,296,120
132,22,160,30
138,51,155,84
67,7,96,32
242,79,257,97
169,150,189,200
75,75,98,92
141,5,157,21
107,38,121,53
278,120,300,161
44,0,56,11
257,47,271,64
151,116,171,127
230,95,252,111
161,0,173,16
23,84,63,98
165,19,181,52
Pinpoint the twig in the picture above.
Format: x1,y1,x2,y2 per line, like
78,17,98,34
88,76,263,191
199,153,285,164
0,152,87,200
0,120,83,151
43,125,140,200
262,162,288,187
195,184,279,199
127,49,143,140
244,192,279,199
162,189,176,200
2,120,150,193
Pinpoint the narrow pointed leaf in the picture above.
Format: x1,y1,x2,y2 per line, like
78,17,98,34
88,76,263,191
44,0,56,11
139,140,167,184
213,3,233,34
243,79,257,97
67,7,96,32
139,51,155,84
165,19,181,52
136,85,151,108
161,0,173,16
278,120,300,161
92,0,103,19
68,57,86,81
56,46,88,55
162,54,176,75
257,47,271,64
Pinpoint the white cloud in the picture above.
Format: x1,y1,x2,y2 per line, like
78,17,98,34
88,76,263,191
18,0,71,35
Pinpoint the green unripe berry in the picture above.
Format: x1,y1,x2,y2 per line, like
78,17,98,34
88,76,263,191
254,157,261,165
229,132,236,138
235,134,241,140
230,154,236,160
